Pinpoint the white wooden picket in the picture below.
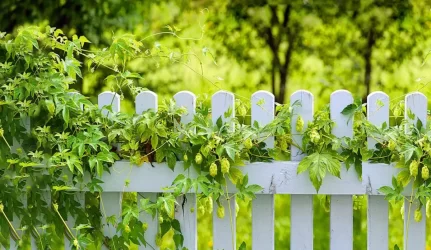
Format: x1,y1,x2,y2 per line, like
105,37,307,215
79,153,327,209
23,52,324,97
211,91,236,250
290,90,314,250
403,92,427,250
251,90,275,250
8,89,431,250
366,91,389,250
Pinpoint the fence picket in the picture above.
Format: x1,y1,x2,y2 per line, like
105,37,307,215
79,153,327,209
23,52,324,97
65,92,85,250
98,92,122,249
135,91,159,250
251,91,275,250
404,92,427,250
173,91,197,250
290,90,314,250
367,91,389,250
330,90,353,250
212,91,236,250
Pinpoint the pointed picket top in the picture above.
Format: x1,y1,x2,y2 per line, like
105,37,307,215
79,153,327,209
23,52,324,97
405,91,427,130
251,90,275,148
98,91,120,116
330,90,353,139
174,91,196,124
367,91,389,150
212,90,235,126
291,90,314,161
136,90,158,114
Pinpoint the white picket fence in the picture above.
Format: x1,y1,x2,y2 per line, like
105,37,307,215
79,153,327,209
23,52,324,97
12,89,429,250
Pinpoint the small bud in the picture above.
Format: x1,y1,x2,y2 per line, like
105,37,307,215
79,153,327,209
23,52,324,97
183,154,188,162
217,205,225,219
142,223,148,231
296,116,304,132
422,166,429,180
388,140,396,151
209,163,218,177
124,225,131,233
244,138,253,150
195,153,203,164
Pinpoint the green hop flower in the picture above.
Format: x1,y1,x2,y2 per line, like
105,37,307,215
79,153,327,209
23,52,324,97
296,116,304,132
210,163,218,177
279,139,288,151
409,160,419,177
415,208,422,222
310,130,320,144
422,166,429,180
198,205,206,216
221,158,230,174
244,138,253,150
142,223,148,231
183,154,188,162
388,140,396,151
426,199,431,218
195,153,203,164
217,205,225,219
73,239,79,247
124,225,131,233
206,197,213,213
158,216,164,223
238,106,247,116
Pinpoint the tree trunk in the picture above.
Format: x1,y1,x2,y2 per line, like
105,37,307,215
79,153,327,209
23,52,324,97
363,29,375,100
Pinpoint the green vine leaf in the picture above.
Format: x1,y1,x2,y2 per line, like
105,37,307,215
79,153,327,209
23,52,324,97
298,151,342,192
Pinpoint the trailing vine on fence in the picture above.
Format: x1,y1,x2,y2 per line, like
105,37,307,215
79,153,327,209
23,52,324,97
0,26,430,250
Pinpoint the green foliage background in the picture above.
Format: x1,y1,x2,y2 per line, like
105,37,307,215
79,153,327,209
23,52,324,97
2,0,431,249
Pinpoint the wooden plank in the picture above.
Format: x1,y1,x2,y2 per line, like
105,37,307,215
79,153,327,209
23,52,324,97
251,91,274,250
99,92,122,250
173,91,197,250
330,90,353,250
404,92,427,250
135,91,159,250
100,161,364,194
212,91,236,250
290,90,314,250
366,91,389,250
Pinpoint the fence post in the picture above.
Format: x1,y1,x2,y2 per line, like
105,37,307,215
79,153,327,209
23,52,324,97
366,91,389,250
404,92,427,250
212,90,236,250
173,91,197,250
98,91,122,250
135,91,159,250
290,90,314,250
251,90,275,250
330,90,353,250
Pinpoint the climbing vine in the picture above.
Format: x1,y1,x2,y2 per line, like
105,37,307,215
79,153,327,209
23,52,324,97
0,26,430,250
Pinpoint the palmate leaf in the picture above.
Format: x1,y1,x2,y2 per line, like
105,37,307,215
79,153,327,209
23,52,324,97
297,151,342,192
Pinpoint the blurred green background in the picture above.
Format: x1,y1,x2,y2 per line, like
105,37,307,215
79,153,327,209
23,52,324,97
2,0,431,249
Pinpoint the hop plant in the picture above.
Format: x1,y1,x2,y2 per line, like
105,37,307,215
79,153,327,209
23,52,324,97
124,225,131,233
183,154,188,162
415,208,422,222
310,129,320,144
244,138,253,149
409,160,419,177
279,139,288,151
142,223,148,231
388,140,396,151
210,163,218,177
195,153,203,164
235,201,239,217
422,166,429,180
206,197,213,213
238,106,247,116
217,205,225,219
221,158,230,174
296,116,304,132
198,205,206,216
158,216,164,223
427,199,431,218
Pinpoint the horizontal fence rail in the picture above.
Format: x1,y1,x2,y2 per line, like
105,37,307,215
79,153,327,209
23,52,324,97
8,89,429,250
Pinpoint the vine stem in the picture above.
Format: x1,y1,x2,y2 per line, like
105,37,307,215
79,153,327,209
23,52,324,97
404,180,415,250
52,203,77,245
0,203,21,241
223,178,235,250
